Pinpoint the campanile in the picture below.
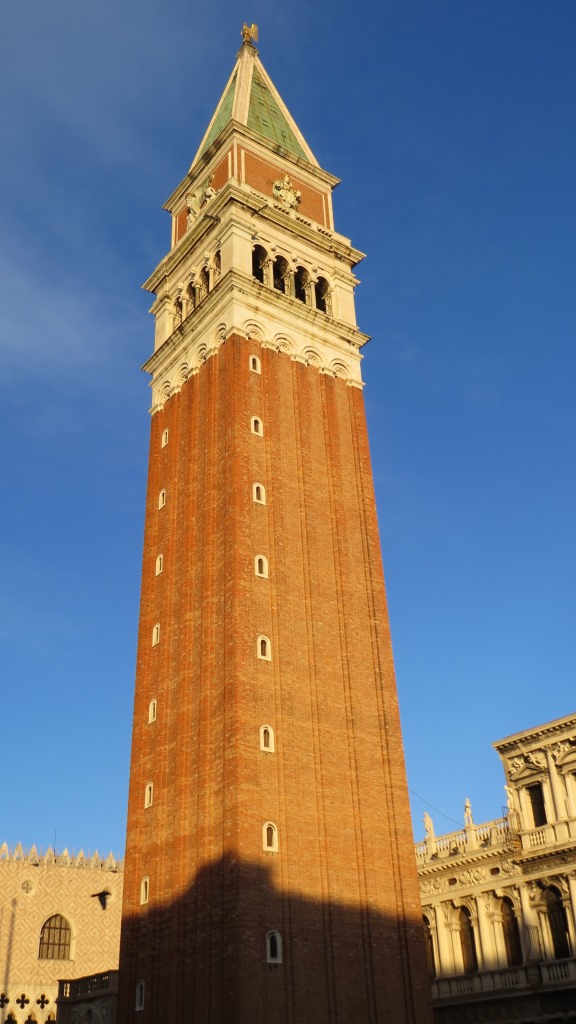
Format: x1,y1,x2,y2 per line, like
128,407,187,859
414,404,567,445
118,26,432,1024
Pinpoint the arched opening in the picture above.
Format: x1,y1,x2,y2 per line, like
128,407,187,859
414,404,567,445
152,623,160,647
260,725,275,752
255,555,268,578
251,417,263,436
161,429,169,448
250,354,261,373
199,266,210,301
213,250,221,284
252,245,267,284
266,930,282,963
140,877,149,905
263,822,278,851
187,282,196,311
155,554,163,575
258,636,271,660
148,699,157,724
543,887,571,959
458,907,478,974
422,915,436,978
38,915,71,960
135,979,145,1011
158,489,166,509
273,255,288,293
501,897,523,966
253,483,266,504
294,266,309,303
145,783,153,808
314,277,330,313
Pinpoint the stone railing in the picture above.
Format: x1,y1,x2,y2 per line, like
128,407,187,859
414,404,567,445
432,957,576,1000
415,818,510,864
58,972,118,1002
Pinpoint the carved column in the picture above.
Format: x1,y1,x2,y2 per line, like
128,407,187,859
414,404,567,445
546,749,568,839
476,895,497,970
564,876,576,953
519,883,542,960
434,905,455,976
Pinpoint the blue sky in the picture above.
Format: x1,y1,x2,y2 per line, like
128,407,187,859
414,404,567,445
1,0,575,857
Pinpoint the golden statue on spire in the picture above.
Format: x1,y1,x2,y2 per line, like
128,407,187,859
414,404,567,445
241,23,258,44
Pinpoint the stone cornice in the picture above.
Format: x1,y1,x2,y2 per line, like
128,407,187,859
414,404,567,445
142,269,368,410
144,182,363,297
493,713,576,754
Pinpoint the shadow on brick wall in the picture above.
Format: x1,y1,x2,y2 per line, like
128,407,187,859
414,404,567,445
117,853,432,1024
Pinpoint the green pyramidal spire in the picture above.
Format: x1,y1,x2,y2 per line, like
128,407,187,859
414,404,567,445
191,34,318,170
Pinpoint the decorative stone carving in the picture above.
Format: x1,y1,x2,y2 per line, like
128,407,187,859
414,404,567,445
421,877,447,896
272,174,301,212
424,812,435,839
458,868,485,885
186,176,218,227
509,749,546,777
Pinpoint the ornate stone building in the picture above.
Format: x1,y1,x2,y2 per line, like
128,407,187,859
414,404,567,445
0,845,123,1024
117,24,431,1024
416,713,576,1022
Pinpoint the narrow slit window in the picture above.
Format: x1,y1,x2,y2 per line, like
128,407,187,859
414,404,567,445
135,980,145,1012
158,489,166,509
250,355,261,373
260,725,275,752
251,417,263,436
155,554,163,576
140,877,149,905
145,783,153,808
161,429,169,448
266,930,283,964
152,623,160,647
255,555,269,578
257,636,271,661
148,699,157,723
253,483,266,505
263,822,278,852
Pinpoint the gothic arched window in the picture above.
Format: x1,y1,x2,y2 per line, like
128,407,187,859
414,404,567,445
543,887,571,959
273,255,288,293
266,930,282,963
294,266,309,303
38,915,71,960
501,898,523,966
458,907,478,974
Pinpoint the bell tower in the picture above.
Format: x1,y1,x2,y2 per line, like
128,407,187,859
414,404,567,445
118,27,432,1024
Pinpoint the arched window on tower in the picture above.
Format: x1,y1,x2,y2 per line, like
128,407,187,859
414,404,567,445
501,897,523,966
152,623,160,647
161,429,169,448
255,555,269,578
158,489,166,509
422,916,436,978
263,822,278,852
38,915,71,960
144,782,153,808
257,636,271,661
260,725,275,752
251,417,263,436
148,699,157,724
250,354,261,373
314,277,330,314
458,907,478,974
187,281,196,312
543,887,571,959
252,245,267,284
213,250,221,284
273,255,288,293
294,266,309,304
155,554,163,576
140,877,149,905
253,483,266,505
266,930,283,963
135,979,145,1012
